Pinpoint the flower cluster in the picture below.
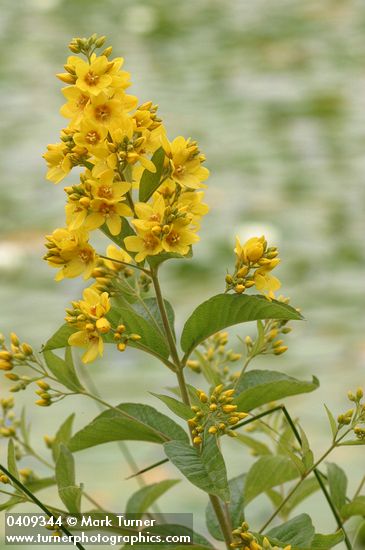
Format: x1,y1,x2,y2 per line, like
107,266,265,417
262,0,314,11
189,385,248,445
187,332,242,383
0,333,34,375
65,287,141,363
0,397,17,439
43,33,209,284
338,387,365,440
230,522,291,550
226,236,281,299
65,287,112,363
244,297,294,357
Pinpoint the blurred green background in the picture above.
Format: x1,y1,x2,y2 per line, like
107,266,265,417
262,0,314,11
1,0,365,547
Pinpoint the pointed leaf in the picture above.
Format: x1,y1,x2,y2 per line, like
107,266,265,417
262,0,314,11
324,405,338,439
132,297,175,339
341,496,365,519
139,147,166,202
164,437,230,501
126,480,180,517
327,463,347,511
55,444,81,513
69,403,189,452
109,303,170,360
44,325,75,351
245,455,301,504
234,370,319,412
310,531,344,548
266,514,315,547
7,440,19,480
43,348,84,392
151,393,194,420
52,414,75,462
181,293,302,357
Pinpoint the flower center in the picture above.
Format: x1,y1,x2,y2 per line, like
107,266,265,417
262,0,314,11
85,71,100,86
98,186,113,199
76,95,89,110
94,104,111,122
166,231,180,245
85,131,100,145
79,248,92,263
144,234,158,250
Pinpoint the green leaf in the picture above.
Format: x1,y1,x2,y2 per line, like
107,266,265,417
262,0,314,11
234,370,319,412
109,303,170,360
20,407,30,447
151,393,194,420
132,297,176,339
327,463,347,511
266,514,315,547
164,437,230,501
299,427,314,470
44,325,75,351
339,439,365,446
236,433,272,456
139,147,165,202
43,348,84,392
55,444,81,513
206,474,245,540
52,414,75,462
0,496,25,512
310,531,344,549
69,403,189,452
126,480,180,517
26,477,56,493
7,440,19,480
181,293,302,357
341,496,365,519
245,455,301,504
324,405,338,439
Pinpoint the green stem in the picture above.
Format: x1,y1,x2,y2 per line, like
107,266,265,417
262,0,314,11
0,463,86,550
98,254,150,275
150,265,233,550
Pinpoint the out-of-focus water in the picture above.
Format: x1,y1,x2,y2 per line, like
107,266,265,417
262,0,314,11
1,1,365,547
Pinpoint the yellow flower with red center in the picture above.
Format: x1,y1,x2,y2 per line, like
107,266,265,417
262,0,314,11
162,135,209,189
73,119,108,157
124,231,163,262
132,194,166,232
67,287,111,363
75,55,112,96
84,92,125,130
44,228,97,281
60,86,90,127
107,125,157,173
162,220,199,255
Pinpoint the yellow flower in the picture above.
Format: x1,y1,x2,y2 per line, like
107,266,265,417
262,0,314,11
84,92,125,130
73,119,108,157
75,55,112,96
68,288,111,363
254,265,281,300
43,143,72,184
103,244,132,270
132,194,166,232
44,228,97,281
107,56,132,90
162,220,199,255
177,191,209,228
235,236,266,264
60,86,90,126
85,171,132,235
162,135,209,189
107,125,157,173
124,231,163,262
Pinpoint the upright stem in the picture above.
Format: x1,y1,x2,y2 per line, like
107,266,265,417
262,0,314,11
150,265,233,549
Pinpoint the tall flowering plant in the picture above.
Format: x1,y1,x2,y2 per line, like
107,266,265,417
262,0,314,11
1,35,364,550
